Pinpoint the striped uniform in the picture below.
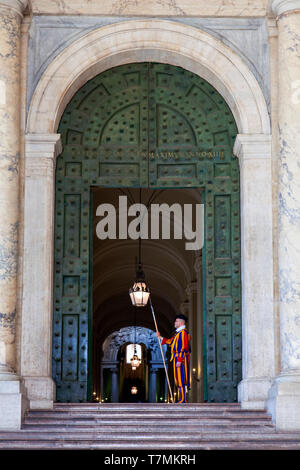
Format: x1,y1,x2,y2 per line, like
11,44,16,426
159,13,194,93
162,328,191,403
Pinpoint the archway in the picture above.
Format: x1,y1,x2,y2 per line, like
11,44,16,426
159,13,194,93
52,61,240,403
23,20,274,411
100,327,168,403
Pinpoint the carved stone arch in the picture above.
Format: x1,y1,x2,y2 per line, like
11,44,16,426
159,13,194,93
102,327,167,362
27,20,270,134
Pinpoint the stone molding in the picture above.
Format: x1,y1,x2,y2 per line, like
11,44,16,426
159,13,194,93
233,134,272,162
272,0,300,16
26,20,270,135
25,134,62,177
25,134,62,159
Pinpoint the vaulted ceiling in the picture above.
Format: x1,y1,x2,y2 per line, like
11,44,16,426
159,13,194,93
92,187,203,346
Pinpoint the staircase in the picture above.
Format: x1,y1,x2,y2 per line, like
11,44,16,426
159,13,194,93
1,403,300,449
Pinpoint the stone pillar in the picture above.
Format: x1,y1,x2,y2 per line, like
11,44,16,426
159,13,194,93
267,16,281,379
0,0,29,430
194,253,204,402
21,134,62,409
164,374,168,402
149,367,157,403
111,368,119,403
233,134,275,410
267,0,300,430
185,281,197,403
180,300,189,320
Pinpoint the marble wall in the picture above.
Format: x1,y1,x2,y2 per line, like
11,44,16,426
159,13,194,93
0,8,21,378
30,0,269,17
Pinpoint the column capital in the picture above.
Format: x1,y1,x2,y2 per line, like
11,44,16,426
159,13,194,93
0,0,28,18
185,281,197,298
233,134,272,161
180,301,190,315
25,133,62,159
194,253,202,273
25,134,62,177
272,0,300,17
267,18,279,38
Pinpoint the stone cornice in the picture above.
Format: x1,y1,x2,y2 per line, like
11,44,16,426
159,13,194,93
25,134,62,177
233,134,272,161
0,0,28,17
272,0,300,16
25,133,62,160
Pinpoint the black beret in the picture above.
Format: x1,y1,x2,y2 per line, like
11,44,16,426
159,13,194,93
175,314,188,322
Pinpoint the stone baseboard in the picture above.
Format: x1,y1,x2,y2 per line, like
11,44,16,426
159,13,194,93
267,374,300,431
0,379,29,430
23,376,55,409
238,377,273,410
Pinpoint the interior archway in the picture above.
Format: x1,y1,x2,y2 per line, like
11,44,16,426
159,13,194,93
100,326,168,403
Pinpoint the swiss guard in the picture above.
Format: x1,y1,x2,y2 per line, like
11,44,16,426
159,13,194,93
156,314,191,403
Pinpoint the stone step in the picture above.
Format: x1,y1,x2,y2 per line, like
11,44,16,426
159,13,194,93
1,431,300,442
21,423,275,432
50,404,252,412
25,411,272,420
54,402,241,408
1,440,300,450
53,403,241,408
2,403,298,450
23,419,274,427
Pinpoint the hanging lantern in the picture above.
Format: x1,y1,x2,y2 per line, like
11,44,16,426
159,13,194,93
129,189,150,307
129,342,141,370
129,265,150,307
130,351,141,369
131,386,138,395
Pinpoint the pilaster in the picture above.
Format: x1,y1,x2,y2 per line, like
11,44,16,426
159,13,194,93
21,134,62,409
234,134,275,410
267,1,300,430
0,0,29,429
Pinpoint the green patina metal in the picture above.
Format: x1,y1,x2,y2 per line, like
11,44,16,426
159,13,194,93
53,63,242,403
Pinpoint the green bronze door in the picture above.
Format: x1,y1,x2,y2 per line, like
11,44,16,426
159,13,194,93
53,63,242,403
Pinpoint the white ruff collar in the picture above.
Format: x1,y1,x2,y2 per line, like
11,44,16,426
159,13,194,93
176,325,186,333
